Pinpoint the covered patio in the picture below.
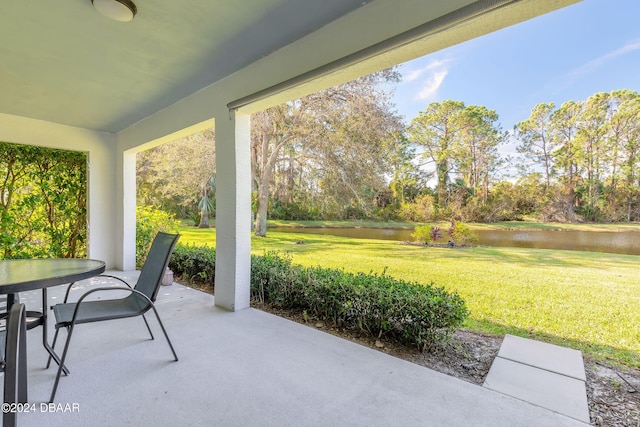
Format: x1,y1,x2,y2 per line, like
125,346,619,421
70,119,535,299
11,274,584,426
1,0,583,424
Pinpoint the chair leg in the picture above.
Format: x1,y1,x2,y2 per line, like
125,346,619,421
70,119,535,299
4,304,27,427
142,314,155,340
45,328,60,369
49,325,76,403
18,319,27,403
149,305,178,361
48,307,177,402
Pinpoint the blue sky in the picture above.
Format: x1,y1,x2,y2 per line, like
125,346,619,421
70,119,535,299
393,0,640,131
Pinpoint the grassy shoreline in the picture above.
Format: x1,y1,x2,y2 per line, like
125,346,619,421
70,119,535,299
267,219,640,232
178,225,640,367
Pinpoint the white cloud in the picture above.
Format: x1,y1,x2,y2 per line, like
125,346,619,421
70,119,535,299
403,59,449,82
399,57,452,101
569,39,640,77
615,39,640,54
416,70,448,101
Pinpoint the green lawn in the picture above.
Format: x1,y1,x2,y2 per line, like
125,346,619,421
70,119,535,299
178,225,640,367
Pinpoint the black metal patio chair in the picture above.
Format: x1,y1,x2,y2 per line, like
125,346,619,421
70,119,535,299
46,232,180,402
2,303,27,427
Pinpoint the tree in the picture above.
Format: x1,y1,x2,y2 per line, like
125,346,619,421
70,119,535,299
407,100,466,209
511,90,640,222
549,100,582,217
251,69,403,236
197,176,216,228
388,135,430,208
133,88,640,224
407,101,505,215
251,102,309,235
514,103,556,189
137,128,216,219
573,92,610,220
458,105,505,204
606,90,640,220
33,150,88,257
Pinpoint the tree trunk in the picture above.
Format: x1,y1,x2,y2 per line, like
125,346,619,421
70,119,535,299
436,159,448,208
254,139,277,237
198,185,210,228
198,212,209,228
254,187,269,236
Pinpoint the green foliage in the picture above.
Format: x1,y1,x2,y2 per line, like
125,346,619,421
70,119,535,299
136,129,215,219
250,252,468,350
398,194,435,222
411,224,442,244
268,198,321,221
0,142,87,259
250,251,304,306
169,244,216,288
448,221,479,246
413,221,479,246
136,90,640,225
197,195,215,217
186,211,201,226
197,175,216,228
136,206,180,267
251,69,405,235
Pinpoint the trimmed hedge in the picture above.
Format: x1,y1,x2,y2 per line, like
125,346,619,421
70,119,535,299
170,244,469,350
251,252,468,350
169,244,216,286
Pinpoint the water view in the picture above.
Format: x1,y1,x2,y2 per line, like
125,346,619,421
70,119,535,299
268,227,640,255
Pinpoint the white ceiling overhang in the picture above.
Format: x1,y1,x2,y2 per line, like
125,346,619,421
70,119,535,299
0,0,579,135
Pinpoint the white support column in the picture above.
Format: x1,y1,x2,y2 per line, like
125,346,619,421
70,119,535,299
115,150,137,271
85,135,118,268
214,111,251,311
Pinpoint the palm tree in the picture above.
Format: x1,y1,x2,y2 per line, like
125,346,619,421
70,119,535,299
198,176,215,228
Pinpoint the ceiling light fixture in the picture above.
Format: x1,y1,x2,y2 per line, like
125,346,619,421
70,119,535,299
92,0,137,22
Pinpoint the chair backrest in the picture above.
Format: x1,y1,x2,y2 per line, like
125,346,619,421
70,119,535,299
135,232,180,302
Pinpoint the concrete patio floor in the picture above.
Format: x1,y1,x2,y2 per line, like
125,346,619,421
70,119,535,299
6,271,586,426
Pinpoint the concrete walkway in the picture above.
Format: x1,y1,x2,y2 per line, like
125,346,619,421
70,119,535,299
8,274,587,426
484,334,590,424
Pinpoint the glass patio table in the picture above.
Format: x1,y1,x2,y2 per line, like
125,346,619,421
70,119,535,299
0,258,106,400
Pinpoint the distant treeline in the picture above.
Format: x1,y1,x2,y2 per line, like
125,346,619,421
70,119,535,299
137,80,640,225
398,89,640,223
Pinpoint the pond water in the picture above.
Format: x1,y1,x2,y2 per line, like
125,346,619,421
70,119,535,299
268,226,640,255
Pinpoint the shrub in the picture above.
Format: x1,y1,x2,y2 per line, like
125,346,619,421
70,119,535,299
250,251,305,306
251,252,468,350
169,244,216,289
411,224,442,244
398,194,435,222
136,206,180,267
448,221,479,246
411,225,430,244
186,211,201,227
268,199,321,221
169,246,469,350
